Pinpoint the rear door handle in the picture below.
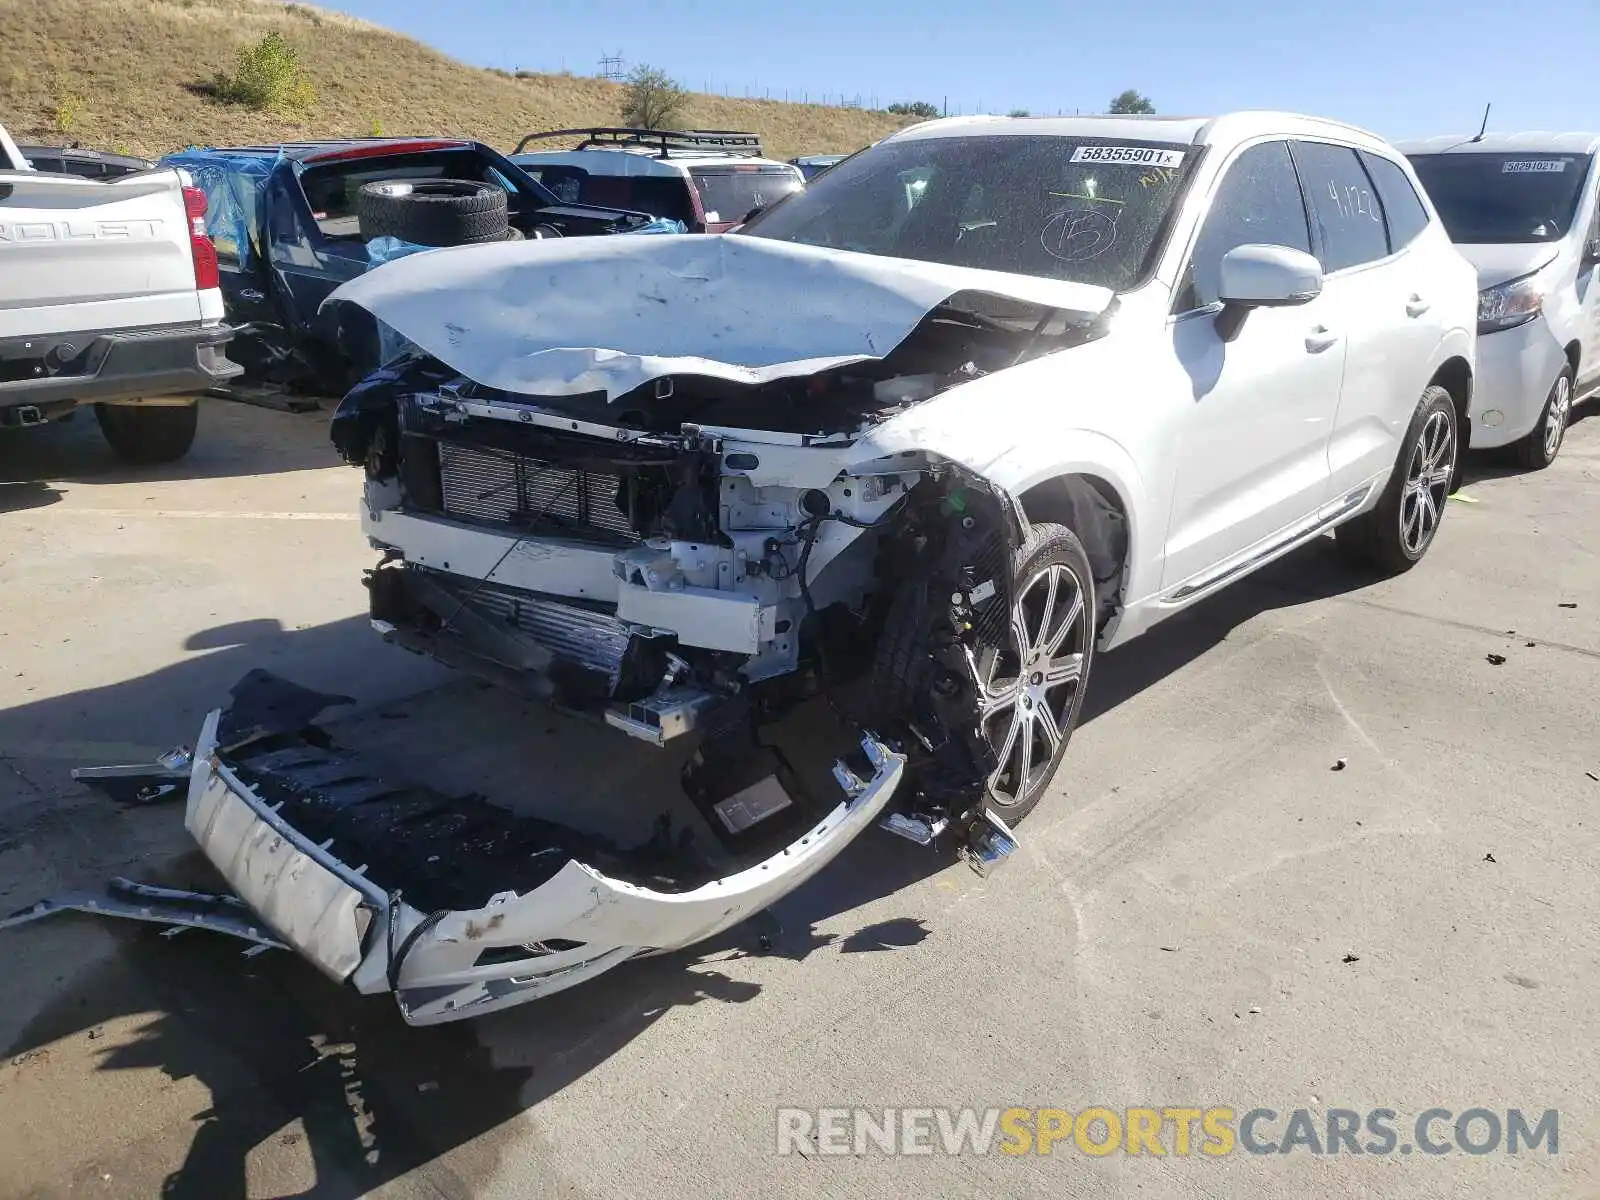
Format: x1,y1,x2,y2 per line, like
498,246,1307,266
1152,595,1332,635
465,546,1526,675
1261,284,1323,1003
1305,326,1340,353
1406,295,1431,317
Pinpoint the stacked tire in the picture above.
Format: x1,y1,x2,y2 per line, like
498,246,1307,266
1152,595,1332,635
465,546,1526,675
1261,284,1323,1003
355,179,517,246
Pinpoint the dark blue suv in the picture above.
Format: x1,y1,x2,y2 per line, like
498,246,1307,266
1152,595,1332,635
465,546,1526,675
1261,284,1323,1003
164,138,654,396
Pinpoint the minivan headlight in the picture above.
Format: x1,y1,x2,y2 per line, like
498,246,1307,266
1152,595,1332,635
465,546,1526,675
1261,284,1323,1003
1478,276,1543,334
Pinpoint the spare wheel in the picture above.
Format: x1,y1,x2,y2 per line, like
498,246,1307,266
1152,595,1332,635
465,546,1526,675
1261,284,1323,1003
356,179,509,246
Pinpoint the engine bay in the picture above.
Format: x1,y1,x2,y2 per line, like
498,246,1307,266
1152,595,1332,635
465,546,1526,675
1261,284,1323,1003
324,297,1095,882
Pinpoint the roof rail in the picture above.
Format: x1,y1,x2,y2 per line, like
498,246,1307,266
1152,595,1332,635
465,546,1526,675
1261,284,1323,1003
514,127,765,158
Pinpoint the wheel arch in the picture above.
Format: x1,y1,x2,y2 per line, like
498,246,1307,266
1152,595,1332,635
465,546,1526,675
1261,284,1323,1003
1016,471,1132,632
1428,355,1473,445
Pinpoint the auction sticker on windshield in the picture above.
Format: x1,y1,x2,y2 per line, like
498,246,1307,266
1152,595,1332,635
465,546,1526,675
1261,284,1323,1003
1071,146,1186,168
1501,160,1567,174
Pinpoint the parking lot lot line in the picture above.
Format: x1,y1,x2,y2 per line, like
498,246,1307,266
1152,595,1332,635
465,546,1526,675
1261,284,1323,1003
41,508,359,521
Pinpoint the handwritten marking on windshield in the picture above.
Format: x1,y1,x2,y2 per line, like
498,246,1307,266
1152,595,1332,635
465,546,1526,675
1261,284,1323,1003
1040,207,1120,263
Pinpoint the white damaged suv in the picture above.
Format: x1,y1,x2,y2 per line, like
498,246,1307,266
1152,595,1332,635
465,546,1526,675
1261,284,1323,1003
116,114,1476,1023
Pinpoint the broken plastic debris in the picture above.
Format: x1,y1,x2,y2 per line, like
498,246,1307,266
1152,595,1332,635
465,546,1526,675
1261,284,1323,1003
1558,602,1578,609
1484,853,1497,863
1331,758,1347,772
1341,953,1360,964
1485,653,1507,666
1447,492,1479,504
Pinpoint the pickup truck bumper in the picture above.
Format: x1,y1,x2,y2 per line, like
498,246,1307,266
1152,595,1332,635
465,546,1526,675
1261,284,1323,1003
0,322,241,413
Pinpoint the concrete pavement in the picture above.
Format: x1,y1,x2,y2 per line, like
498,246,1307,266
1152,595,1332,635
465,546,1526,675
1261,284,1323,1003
1,397,1596,1198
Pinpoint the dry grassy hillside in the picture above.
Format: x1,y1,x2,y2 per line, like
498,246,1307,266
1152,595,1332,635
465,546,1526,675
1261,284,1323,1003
1,0,906,160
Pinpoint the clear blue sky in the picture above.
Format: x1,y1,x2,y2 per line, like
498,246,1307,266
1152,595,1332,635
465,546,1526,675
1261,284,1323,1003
317,0,1597,140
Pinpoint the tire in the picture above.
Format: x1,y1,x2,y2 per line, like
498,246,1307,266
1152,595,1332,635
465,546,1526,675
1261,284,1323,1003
1510,365,1574,471
972,522,1096,822
94,402,199,465
355,179,508,246
1335,384,1457,574
871,521,1096,824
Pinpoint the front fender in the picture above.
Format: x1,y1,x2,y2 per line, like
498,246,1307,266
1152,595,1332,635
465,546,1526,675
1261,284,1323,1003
851,405,1159,621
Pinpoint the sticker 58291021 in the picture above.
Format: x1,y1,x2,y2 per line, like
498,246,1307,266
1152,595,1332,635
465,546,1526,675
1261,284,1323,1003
1501,159,1567,174
1070,145,1187,168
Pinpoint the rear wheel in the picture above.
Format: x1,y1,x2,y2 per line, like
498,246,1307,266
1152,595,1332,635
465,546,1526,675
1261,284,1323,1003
1511,366,1573,470
94,402,199,465
972,522,1095,823
1335,384,1456,574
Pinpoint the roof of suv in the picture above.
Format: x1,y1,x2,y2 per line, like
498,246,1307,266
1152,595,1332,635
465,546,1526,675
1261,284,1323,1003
177,138,477,163
888,111,1392,152
1393,132,1600,156
511,127,798,175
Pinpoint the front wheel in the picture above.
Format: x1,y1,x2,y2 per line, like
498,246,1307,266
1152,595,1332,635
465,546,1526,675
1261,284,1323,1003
1511,366,1573,470
1335,384,1457,574
94,402,199,465
972,522,1096,823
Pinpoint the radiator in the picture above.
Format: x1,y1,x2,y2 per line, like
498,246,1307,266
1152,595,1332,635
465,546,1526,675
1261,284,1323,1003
426,571,635,691
437,442,637,541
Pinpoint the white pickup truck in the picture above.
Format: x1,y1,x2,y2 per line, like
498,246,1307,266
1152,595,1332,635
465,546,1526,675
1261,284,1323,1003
1,124,239,462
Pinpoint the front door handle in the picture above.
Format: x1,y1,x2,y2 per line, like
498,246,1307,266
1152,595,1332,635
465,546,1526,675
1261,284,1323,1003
1305,326,1340,353
1405,295,1431,318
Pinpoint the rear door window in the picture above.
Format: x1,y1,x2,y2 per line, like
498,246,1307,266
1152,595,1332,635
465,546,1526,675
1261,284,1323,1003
1291,141,1390,272
689,167,803,224
1360,151,1430,252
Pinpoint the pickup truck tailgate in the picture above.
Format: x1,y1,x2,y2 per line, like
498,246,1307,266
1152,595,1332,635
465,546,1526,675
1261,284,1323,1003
0,168,204,338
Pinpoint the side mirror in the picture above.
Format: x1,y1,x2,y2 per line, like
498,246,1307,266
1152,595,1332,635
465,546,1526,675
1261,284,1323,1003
1215,244,1324,342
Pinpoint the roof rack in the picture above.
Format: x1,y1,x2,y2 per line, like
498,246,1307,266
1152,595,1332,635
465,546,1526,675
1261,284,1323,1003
513,127,765,159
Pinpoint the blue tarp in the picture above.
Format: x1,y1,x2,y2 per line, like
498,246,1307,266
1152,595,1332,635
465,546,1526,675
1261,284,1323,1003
162,149,279,271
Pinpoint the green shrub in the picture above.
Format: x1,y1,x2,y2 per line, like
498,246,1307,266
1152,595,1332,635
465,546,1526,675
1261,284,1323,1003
54,90,83,134
887,100,940,119
213,31,316,115
620,65,689,130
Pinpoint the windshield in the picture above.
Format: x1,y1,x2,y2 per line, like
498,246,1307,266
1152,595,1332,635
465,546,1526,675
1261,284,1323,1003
739,135,1195,289
1407,152,1593,244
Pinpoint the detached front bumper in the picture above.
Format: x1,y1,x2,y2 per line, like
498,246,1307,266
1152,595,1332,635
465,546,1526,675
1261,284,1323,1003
178,673,905,1025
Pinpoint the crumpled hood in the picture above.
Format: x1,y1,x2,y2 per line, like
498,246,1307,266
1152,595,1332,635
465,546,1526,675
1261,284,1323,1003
324,234,1114,400
1456,242,1562,290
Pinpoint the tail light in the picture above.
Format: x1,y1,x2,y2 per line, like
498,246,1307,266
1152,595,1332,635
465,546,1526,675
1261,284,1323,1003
182,185,220,291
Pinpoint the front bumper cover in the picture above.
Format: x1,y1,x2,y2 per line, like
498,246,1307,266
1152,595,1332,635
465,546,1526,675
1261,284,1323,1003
153,672,905,1025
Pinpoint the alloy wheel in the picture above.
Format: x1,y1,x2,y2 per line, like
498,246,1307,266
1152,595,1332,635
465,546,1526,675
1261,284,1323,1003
1400,409,1455,557
973,563,1090,807
1544,374,1572,461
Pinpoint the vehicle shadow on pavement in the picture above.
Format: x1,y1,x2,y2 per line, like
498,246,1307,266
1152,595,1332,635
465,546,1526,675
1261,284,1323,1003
1082,534,1376,723
0,537,1383,1198
4,851,768,1199
0,399,338,488
0,479,63,513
